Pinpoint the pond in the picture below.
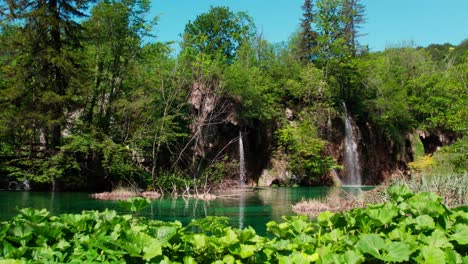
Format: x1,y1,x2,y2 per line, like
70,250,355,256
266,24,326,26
0,187,372,235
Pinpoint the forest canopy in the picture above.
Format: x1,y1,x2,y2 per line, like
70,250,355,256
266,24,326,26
0,0,466,192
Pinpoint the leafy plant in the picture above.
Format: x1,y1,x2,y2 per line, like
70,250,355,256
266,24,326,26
1,189,466,263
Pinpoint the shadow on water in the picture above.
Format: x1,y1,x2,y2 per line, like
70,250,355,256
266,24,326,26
0,186,373,235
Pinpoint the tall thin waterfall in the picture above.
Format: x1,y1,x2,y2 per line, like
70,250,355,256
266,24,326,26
342,102,362,186
239,131,246,186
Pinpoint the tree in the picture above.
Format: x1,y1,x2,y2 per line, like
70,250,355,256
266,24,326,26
340,0,365,56
182,6,255,64
299,0,318,63
0,0,93,190
0,0,92,148
83,0,154,135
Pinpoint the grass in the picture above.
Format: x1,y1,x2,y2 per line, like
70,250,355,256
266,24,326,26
293,173,467,217
90,184,161,200
293,186,388,218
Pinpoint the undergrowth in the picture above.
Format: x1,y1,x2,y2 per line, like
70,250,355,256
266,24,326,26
1,187,467,263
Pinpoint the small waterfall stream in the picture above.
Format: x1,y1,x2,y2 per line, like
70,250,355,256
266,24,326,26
342,102,362,186
239,131,246,186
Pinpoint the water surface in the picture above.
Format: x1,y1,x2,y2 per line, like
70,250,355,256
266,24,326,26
0,187,372,234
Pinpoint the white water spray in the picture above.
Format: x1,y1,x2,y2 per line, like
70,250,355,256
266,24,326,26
342,102,362,186
239,131,246,186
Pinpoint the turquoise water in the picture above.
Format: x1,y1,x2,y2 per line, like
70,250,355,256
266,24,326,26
0,187,372,234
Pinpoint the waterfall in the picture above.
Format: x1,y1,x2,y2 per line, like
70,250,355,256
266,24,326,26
239,131,246,186
342,102,362,186
239,192,245,230
23,180,31,191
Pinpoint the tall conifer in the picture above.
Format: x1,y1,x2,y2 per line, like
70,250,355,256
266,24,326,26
299,0,318,63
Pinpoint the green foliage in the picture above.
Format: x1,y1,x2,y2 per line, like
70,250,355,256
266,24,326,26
119,197,151,213
182,6,255,63
1,190,466,263
277,116,338,184
0,0,466,192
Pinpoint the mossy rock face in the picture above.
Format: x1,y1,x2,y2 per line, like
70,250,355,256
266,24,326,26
411,131,426,159
257,169,278,187
257,169,291,187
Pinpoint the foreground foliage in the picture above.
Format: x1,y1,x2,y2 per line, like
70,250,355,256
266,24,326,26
1,188,467,263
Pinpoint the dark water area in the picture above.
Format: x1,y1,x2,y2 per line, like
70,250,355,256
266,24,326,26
0,187,372,235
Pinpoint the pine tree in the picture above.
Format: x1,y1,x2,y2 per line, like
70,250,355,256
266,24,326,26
341,0,365,56
0,0,92,190
299,0,318,63
0,0,92,150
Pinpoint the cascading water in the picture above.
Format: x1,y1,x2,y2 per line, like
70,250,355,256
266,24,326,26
342,102,362,186
239,131,246,186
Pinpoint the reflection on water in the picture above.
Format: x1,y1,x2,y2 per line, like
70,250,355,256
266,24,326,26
238,191,245,230
0,186,373,235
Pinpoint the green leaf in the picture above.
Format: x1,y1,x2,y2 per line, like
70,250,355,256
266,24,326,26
451,224,468,245
342,250,365,264
142,238,162,261
317,211,335,227
56,239,71,250
222,255,236,264
356,234,385,258
419,246,446,264
18,208,50,223
407,192,446,217
155,226,178,243
239,244,256,259
219,229,239,246
387,184,414,202
183,256,197,264
423,229,453,249
365,203,399,226
415,215,436,231
0,260,26,264
382,241,412,262
119,197,151,213
191,234,207,250
239,226,256,242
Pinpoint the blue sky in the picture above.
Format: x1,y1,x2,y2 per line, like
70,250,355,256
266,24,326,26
150,0,468,51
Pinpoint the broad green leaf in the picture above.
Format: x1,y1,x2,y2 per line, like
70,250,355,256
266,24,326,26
18,208,50,223
222,255,235,264
183,256,197,264
451,224,468,245
56,239,70,250
407,192,446,217
0,260,26,264
239,226,256,242
343,250,365,264
11,224,33,243
422,229,453,249
415,215,436,231
281,252,318,263
323,228,342,242
142,238,162,261
219,229,239,246
270,239,298,251
382,241,412,262
356,234,385,258
419,246,446,264
0,223,10,241
156,226,178,243
239,244,256,259
387,184,414,202
192,234,207,249
444,249,462,264
119,197,151,213
365,203,398,226
317,211,335,227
